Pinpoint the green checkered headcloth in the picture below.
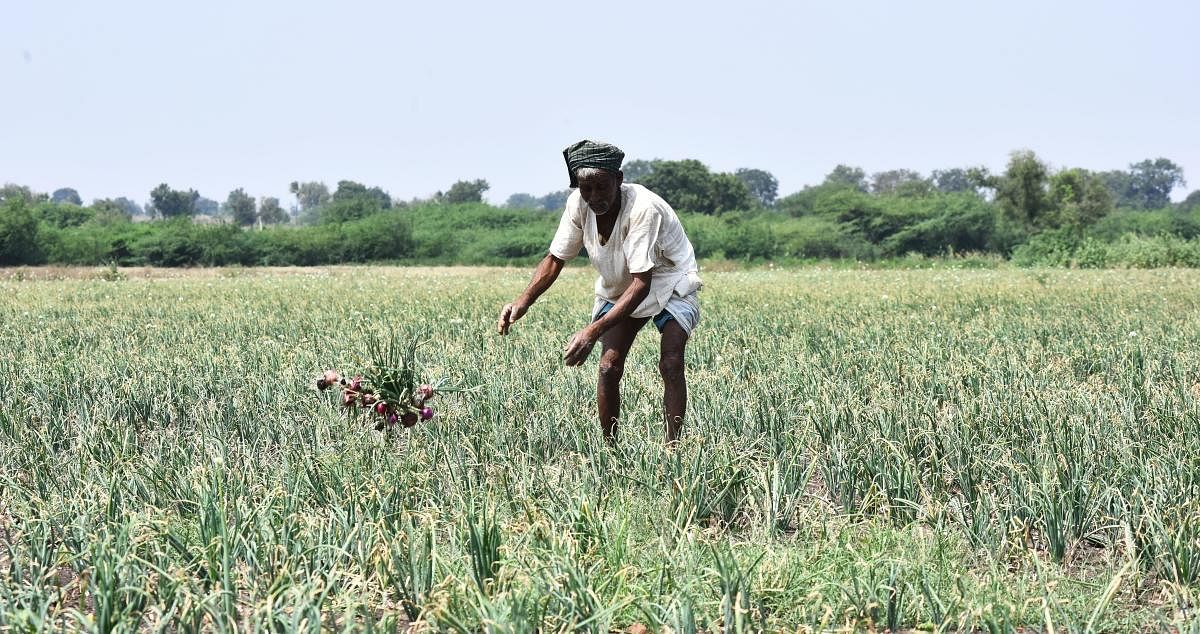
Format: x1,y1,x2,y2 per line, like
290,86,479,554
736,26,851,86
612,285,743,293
563,139,625,187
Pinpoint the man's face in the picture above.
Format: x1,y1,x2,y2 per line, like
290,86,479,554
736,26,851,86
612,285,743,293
577,170,623,216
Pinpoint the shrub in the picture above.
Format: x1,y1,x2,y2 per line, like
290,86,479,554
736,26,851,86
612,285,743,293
129,220,253,267
1072,238,1110,269
720,212,776,261
678,214,725,259
774,216,874,260
128,221,203,266
1011,229,1081,267
192,224,255,266
1107,234,1200,268
319,197,383,225
0,199,42,265
338,213,414,262
248,225,341,266
404,203,557,264
1088,209,1200,241
881,194,997,256
34,202,95,228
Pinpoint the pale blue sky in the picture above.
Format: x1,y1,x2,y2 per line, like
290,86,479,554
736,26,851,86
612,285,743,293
3,0,1197,208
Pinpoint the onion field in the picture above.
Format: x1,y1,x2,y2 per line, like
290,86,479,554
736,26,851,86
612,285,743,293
2,266,1199,632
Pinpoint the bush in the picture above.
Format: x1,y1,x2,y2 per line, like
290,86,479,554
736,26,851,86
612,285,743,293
880,194,998,256
1072,238,1110,269
22,197,1200,269
411,229,465,261
129,221,254,267
1088,209,1200,241
985,215,1030,255
248,225,341,266
319,197,383,225
1107,234,1200,268
774,216,875,260
34,202,95,228
0,199,42,265
1011,229,1081,267
677,214,725,259
192,224,255,266
482,234,547,260
404,203,557,264
777,183,860,217
338,213,414,262
719,212,776,261
129,221,202,267
37,225,100,264
1010,231,1200,269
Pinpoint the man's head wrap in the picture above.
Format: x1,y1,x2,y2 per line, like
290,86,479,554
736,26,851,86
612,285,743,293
563,140,625,188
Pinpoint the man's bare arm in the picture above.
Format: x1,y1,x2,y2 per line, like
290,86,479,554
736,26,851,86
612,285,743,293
563,271,651,366
589,271,651,339
497,253,565,335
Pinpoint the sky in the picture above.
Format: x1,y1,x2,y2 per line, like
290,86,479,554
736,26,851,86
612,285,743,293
2,0,1198,208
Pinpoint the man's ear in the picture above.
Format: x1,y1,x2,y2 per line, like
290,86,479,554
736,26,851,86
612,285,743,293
616,170,625,186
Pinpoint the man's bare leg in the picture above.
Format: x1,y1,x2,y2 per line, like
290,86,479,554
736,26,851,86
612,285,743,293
659,320,689,445
597,316,649,443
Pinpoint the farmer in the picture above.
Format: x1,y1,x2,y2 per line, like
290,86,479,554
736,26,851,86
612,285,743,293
497,140,702,444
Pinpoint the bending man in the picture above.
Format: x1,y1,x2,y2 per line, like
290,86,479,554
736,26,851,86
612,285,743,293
497,140,703,444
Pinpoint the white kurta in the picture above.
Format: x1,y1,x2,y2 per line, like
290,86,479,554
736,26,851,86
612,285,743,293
549,183,702,324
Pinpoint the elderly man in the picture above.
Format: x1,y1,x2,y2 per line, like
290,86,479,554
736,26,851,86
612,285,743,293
497,140,702,444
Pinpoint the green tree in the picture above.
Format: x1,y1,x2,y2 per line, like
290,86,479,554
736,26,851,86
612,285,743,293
1097,170,1135,208
332,180,391,209
1180,190,1200,212
1128,158,1186,209
777,164,881,217
735,168,779,207
90,199,135,224
622,159,658,183
880,193,1000,255
320,198,378,224
0,184,46,205
640,160,710,213
538,190,571,211
313,181,393,224
0,198,40,265
224,188,257,226
871,169,931,197
1099,160,1187,210
505,193,538,209
149,184,199,219
823,165,869,192
993,150,1051,230
707,172,755,213
1048,168,1114,229
51,188,82,205
776,183,848,217
290,181,331,214
258,197,288,225
195,196,219,216
826,190,895,242
36,202,94,228
444,179,490,204
107,197,142,217
932,168,978,194
639,159,753,214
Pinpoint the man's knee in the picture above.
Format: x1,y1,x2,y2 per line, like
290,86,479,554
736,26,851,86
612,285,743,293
658,354,685,381
599,350,626,381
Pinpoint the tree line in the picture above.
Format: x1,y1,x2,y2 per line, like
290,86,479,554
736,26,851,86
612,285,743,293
2,150,1198,268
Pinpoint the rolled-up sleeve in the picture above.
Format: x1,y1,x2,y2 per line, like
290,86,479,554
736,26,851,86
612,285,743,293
623,206,662,274
548,206,584,261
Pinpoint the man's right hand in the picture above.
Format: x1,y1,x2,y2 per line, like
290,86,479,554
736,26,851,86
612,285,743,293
497,301,529,335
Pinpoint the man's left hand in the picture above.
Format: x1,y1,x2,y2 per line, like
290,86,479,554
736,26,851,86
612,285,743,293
563,327,599,366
